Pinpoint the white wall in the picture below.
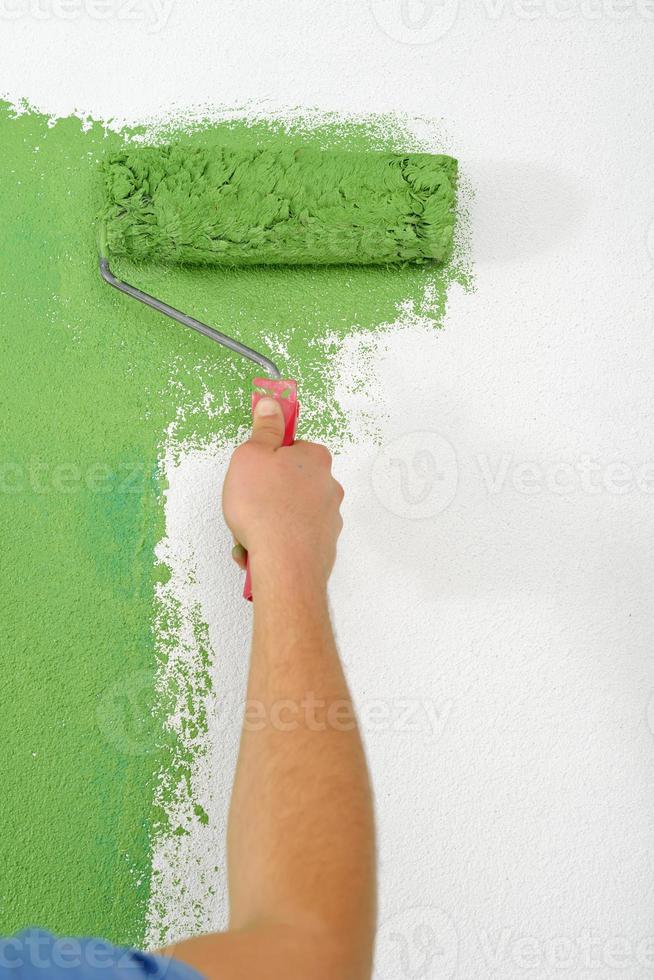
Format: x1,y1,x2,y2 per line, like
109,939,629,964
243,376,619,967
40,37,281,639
3,2,654,977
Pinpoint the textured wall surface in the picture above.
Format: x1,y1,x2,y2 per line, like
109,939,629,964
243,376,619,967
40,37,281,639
1,2,654,979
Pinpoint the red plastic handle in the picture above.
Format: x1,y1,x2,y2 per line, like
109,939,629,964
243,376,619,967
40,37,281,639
243,377,300,601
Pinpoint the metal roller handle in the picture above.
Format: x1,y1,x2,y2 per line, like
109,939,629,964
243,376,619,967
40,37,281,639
98,238,282,379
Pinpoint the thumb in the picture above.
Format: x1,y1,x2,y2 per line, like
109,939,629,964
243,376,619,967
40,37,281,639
249,396,285,450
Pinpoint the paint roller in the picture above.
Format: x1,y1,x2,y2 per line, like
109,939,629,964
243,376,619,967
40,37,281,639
98,142,457,599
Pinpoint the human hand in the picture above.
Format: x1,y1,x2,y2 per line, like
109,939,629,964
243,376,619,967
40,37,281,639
222,398,344,587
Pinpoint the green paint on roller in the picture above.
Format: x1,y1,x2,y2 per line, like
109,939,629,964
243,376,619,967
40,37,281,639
101,144,457,267
0,100,470,947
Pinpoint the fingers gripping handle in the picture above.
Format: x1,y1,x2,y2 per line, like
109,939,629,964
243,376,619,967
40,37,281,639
243,378,300,601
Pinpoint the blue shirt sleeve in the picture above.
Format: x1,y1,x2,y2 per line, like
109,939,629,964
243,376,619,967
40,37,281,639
0,931,206,980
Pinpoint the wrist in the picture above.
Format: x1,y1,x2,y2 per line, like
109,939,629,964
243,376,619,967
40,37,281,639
248,541,330,601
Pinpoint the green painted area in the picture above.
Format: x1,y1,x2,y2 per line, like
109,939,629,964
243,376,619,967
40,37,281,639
0,102,468,945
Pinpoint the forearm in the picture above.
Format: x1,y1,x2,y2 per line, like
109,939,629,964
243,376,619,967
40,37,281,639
161,402,370,978
227,550,376,973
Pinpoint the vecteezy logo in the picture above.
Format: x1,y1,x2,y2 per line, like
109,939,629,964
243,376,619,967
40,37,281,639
375,906,458,979
96,669,160,756
371,431,458,519
368,0,460,44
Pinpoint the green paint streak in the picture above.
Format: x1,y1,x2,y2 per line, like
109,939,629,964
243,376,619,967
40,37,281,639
0,102,469,945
